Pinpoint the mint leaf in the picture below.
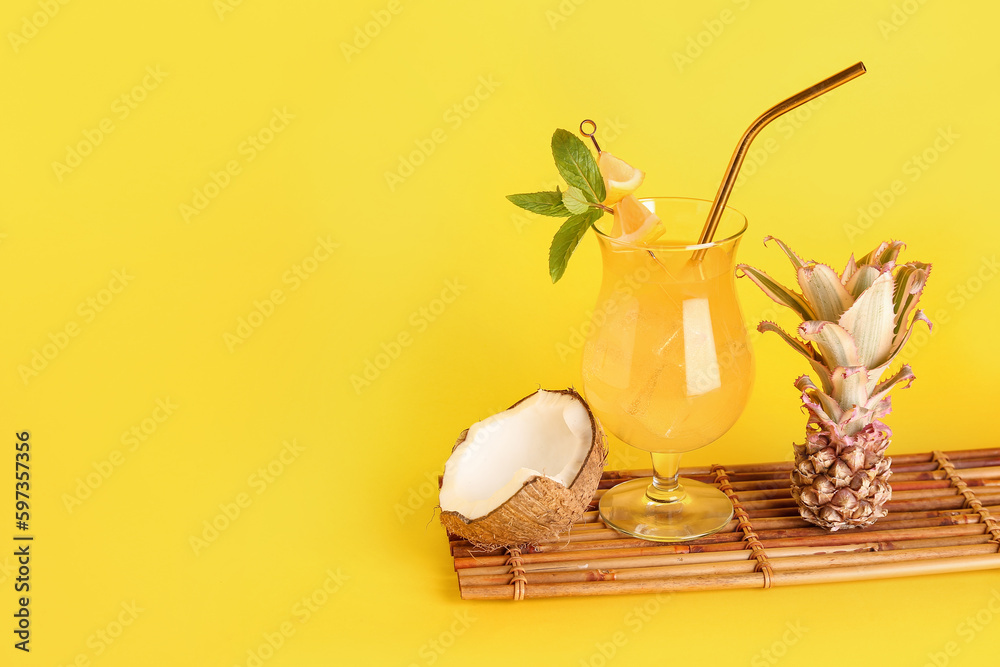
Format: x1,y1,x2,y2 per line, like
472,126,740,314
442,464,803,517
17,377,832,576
506,190,570,217
549,207,603,283
561,186,589,215
551,129,606,204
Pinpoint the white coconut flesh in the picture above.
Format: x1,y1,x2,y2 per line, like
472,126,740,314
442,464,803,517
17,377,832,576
439,390,594,520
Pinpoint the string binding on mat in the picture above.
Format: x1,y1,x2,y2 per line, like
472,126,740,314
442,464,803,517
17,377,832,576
712,464,774,589
932,450,1000,544
506,548,527,601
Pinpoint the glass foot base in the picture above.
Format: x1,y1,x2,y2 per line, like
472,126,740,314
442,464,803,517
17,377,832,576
598,477,734,542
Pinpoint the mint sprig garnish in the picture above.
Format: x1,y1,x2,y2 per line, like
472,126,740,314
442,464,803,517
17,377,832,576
507,128,609,283
551,129,605,204
561,186,590,215
505,190,569,216
549,208,603,283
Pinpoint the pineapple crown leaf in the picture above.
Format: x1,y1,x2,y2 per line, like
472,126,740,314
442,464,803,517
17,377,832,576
831,365,871,412
761,321,832,393
845,264,884,298
794,374,842,427
842,254,858,284
858,240,906,268
747,237,930,418
912,308,933,332
797,262,853,321
758,320,818,360
862,307,931,391
892,261,933,335
798,320,860,368
870,364,916,404
763,236,806,271
736,264,814,320
837,271,896,368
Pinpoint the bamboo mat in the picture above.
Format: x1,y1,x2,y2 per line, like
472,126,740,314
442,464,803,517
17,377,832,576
443,447,1000,600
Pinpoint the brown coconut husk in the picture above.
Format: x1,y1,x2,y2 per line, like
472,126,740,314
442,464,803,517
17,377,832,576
439,389,607,550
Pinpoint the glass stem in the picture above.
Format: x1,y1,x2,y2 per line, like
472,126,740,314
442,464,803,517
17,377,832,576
647,452,687,503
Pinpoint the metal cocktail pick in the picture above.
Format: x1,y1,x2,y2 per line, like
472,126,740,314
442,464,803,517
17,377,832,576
580,119,601,152
695,61,867,255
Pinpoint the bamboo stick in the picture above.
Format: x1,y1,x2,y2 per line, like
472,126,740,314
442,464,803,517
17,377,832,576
450,499,1000,552
597,503,995,534
771,553,1000,587
587,484,996,510
461,571,766,599
892,486,998,500
756,505,1000,529
600,476,999,495
448,500,1000,556
459,553,1000,599
739,492,1000,513
457,534,997,579
451,509,993,557
452,523,994,569
458,542,880,577
459,544,999,587
450,512,991,559
596,470,1000,493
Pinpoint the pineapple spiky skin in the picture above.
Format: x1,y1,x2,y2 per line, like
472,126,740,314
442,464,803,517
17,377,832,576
738,239,930,531
790,390,893,530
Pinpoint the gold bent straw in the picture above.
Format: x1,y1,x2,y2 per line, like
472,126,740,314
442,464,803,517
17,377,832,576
694,61,867,258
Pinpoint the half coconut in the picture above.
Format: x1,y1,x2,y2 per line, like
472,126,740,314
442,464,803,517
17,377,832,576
439,389,606,548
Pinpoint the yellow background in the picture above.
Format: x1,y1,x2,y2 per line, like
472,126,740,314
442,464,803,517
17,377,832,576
1,0,998,665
